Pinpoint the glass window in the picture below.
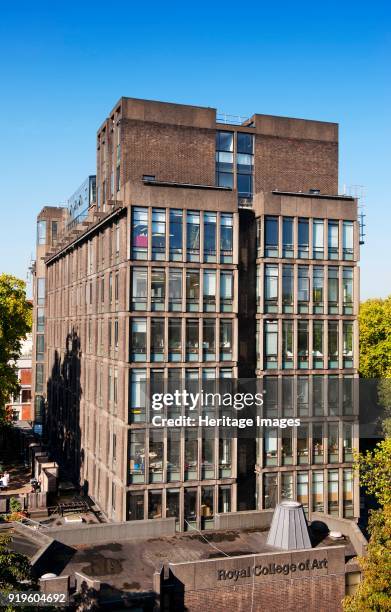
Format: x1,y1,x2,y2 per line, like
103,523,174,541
282,428,293,464
37,278,45,306
237,173,253,197
218,485,231,513
328,423,339,463
313,267,324,313
151,269,165,311
313,376,324,416
220,319,232,361
37,220,46,245
148,490,163,518
203,319,216,361
328,376,339,416
343,423,353,462
184,487,197,529
51,221,58,243
216,171,234,189
201,486,214,529
129,369,146,423
152,209,166,260
127,491,144,520
186,211,200,261
298,218,309,258
297,472,309,514
343,322,353,368
132,268,147,310
264,320,278,369
131,319,146,361
186,319,199,361
264,376,278,417
219,438,231,477
328,321,339,368
328,267,339,314
264,265,278,312
216,132,234,188
36,334,44,361
151,319,164,361
343,469,354,517
149,429,163,483
343,268,354,314
204,213,217,262
343,376,354,415
263,473,277,509
169,269,182,311
282,265,293,312
313,321,324,369
129,429,145,481
328,221,339,260
237,132,253,154
343,221,354,260
282,218,293,258
167,431,181,481
202,431,215,479
281,472,293,500
167,489,180,529
312,471,324,512
313,219,324,259
282,320,293,369
282,377,294,416
185,431,198,480
328,470,339,515
203,270,216,312
132,207,148,259
256,218,262,256
298,266,309,312
265,216,278,257
297,377,309,416
220,214,233,263
186,270,200,311
297,425,309,464
37,307,45,332
220,271,233,312
168,318,182,362
264,428,278,466
169,209,183,261
298,321,309,369
312,424,324,464
216,131,234,152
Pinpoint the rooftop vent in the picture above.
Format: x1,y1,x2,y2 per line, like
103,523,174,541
309,188,321,195
266,501,312,550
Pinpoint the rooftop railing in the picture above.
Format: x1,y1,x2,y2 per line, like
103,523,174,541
217,112,252,126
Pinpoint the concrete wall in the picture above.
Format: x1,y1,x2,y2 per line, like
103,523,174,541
47,517,176,546
312,512,368,557
215,509,274,531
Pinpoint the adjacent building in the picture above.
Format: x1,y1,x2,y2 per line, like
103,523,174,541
6,333,33,422
33,98,360,526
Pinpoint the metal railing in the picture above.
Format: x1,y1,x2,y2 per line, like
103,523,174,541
217,112,251,126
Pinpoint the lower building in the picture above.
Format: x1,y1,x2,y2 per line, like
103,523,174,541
6,334,33,422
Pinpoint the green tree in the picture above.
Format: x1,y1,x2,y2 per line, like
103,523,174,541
0,533,37,612
0,274,32,426
359,296,391,378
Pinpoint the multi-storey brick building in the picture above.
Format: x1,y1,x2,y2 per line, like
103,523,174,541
34,97,359,526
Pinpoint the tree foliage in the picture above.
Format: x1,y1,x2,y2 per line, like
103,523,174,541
355,439,391,508
0,274,32,424
0,533,34,590
359,296,391,378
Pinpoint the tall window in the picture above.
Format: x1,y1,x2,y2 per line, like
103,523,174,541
297,377,309,416
149,430,163,483
297,472,309,513
203,319,216,361
298,266,309,313
343,322,354,368
313,219,324,259
151,269,165,311
263,473,277,509
282,428,293,465
219,438,231,477
219,486,231,513
168,318,182,362
312,424,324,464
37,220,46,245
151,319,164,361
169,269,182,311
282,217,293,258
186,211,200,261
313,267,324,313
132,207,148,259
184,487,197,529
265,216,278,257
167,431,181,482
328,470,339,515
282,320,293,369
313,320,324,369
328,267,339,314
281,472,293,500
343,268,354,314
298,218,309,258
129,370,146,423
203,270,216,312
220,320,232,361
343,469,354,517
298,321,309,369
152,209,166,260
131,319,146,362
216,131,234,188
264,429,278,466
282,265,293,313
328,221,339,260
202,432,215,479
313,472,324,512
328,321,339,368
128,429,145,480
264,320,278,369
313,376,324,416
185,431,198,481
186,270,199,312
220,214,233,263
343,221,354,260
37,278,45,306
204,213,217,262
132,268,147,310
264,265,278,313
237,132,254,198
186,319,199,361
169,209,183,261
343,423,353,462
220,271,233,312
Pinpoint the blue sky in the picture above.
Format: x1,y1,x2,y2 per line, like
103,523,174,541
0,1,390,299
